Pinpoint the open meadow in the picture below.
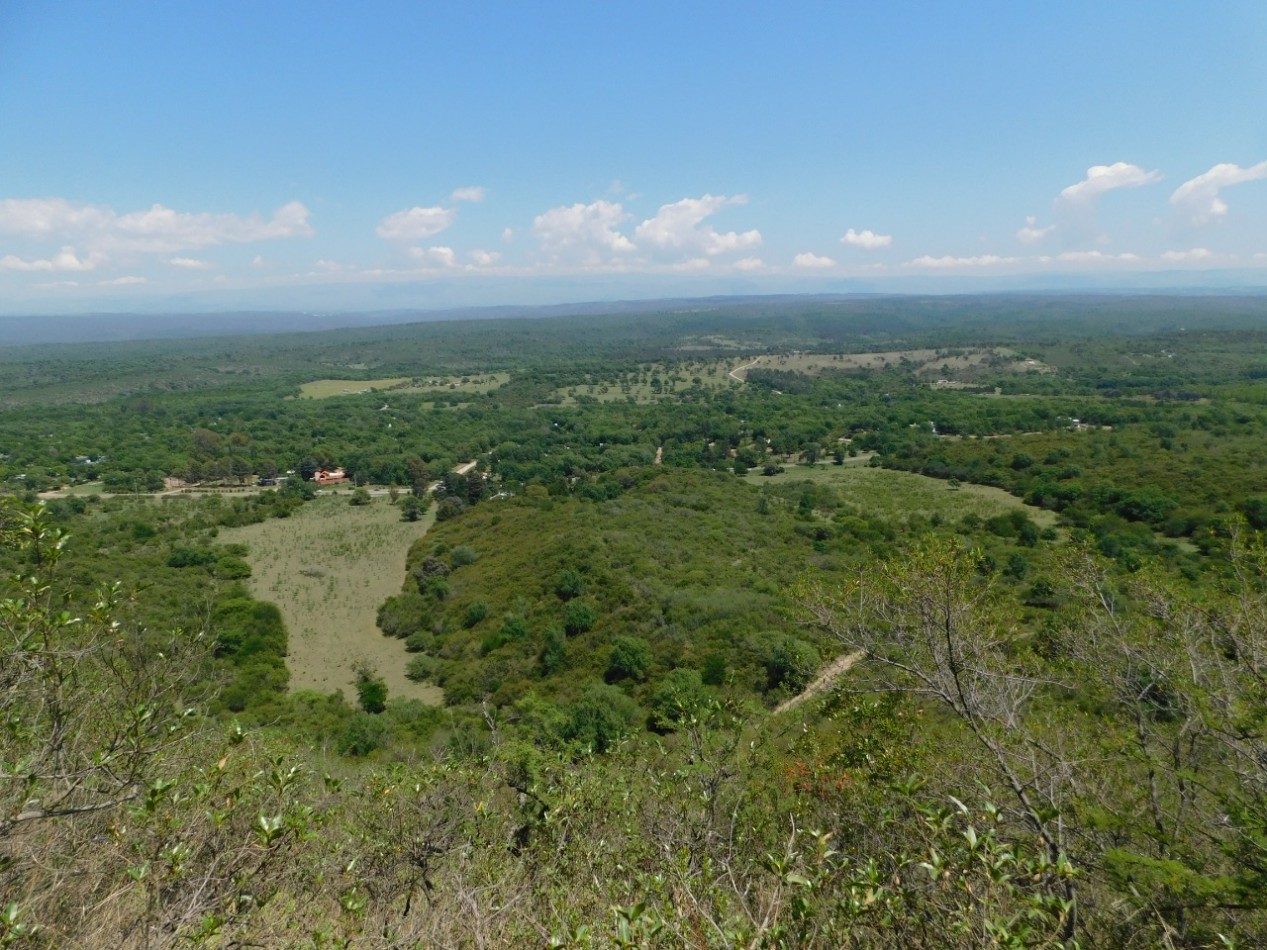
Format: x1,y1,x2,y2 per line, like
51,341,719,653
747,461,1060,528
222,492,441,703
299,372,509,399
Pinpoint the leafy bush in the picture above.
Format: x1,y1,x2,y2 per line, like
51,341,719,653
765,636,819,693
563,600,596,636
462,601,489,628
405,654,437,682
562,682,642,752
607,636,652,683
450,544,478,567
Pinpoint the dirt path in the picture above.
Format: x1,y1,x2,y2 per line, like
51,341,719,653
773,650,865,715
654,446,663,465
728,357,763,381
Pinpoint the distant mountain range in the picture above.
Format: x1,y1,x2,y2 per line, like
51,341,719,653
2,279,1267,347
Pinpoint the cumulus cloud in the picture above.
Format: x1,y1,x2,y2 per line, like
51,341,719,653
98,275,146,286
112,201,312,253
733,257,764,271
168,256,213,270
907,254,1019,268
377,206,455,241
633,194,761,258
1170,161,1267,225
469,249,501,266
841,228,892,249
792,252,836,269
532,200,634,263
1059,162,1161,206
408,245,458,268
501,227,515,243
0,198,113,237
0,245,101,272
1047,250,1142,263
1161,247,1214,262
0,198,311,255
1016,216,1055,244
449,186,486,203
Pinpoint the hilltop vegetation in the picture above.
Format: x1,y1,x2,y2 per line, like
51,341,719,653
6,295,1267,946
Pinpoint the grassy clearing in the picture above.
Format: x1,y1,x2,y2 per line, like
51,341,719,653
222,493,441,704
747,462,1059,528
300,373,509,400
550,359,744,405
732,347,1051,381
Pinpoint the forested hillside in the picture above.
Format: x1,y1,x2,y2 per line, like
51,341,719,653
5,296,1267,947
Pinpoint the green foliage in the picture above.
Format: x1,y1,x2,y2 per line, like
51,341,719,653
562,683,642,752
554,567,585,599
649,668,714,730
606,636,652,683
765,635,820,693
562,599,596,636
354,665,388,714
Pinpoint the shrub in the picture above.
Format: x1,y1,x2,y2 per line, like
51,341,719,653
555,567,585,599
354,665,388,714
563,600,596,636
650,668,714,730
765,636,819,693
538,626,567,676
607,636,652,683
463,601,489,628
405,654,437,682
562,683,642,752
450,544,478,567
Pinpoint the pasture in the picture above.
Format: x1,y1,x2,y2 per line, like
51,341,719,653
299,372,509,400
222,493,442,704
747,461,1060,528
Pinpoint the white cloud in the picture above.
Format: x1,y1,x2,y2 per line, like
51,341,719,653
0,245,101,272
673,258,711,271
0,197,312,256
109,201,312,252
1170,161,1267,224
169,256,213,270
532,200,634,262
0,198,113,236
1161,247,1214,262
377,206,455,241
501,227,515,243
408,245,458,267
907,254,1019,268
633,194,761,257
841,228,892,249
733,257,764,271
1048,250,1142,263
792,252,836,269
1059,162,1161,205
469,249,501,266
449,186,486,203
98,275,146,286
1016,216,1055,244
251,255,266,268
313,259,346,273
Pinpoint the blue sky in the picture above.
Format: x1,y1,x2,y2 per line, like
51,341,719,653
2,1,1265,313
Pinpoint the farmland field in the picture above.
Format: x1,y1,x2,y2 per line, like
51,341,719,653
222,492,441,703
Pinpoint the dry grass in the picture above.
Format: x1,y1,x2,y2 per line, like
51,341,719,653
299,373,509,400
222,493,442,703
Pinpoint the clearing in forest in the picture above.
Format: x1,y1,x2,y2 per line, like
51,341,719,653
299,373,509,399
748,463,1059,528
221,493,441,704
730,347,1052,381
